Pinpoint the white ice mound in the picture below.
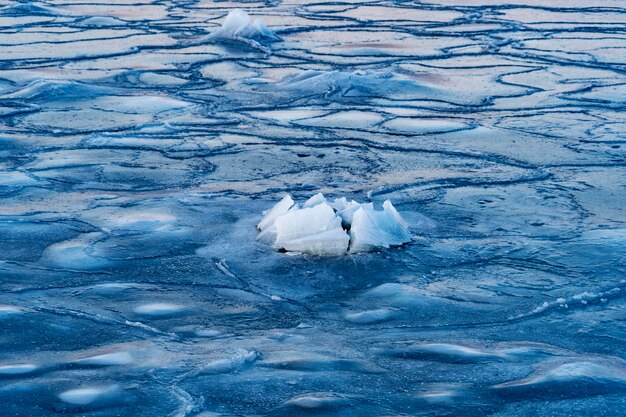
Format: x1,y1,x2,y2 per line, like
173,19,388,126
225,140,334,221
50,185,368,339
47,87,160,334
209,9,278,42
257,194,411,255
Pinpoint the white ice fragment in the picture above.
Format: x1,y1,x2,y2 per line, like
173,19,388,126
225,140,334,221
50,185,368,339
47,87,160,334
383,199,409,229
303,192,326,208
337,201,373,229
257,194,294,231
329,197,349,211
209,9,278,41
278,228,350,256
273,204,341,243
349,200,411,252
273,203,349,256
256,195,296,245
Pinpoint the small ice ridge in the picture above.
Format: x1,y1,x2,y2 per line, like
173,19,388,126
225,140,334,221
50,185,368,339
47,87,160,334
257,193,412,256
208,9,279,44
133,303,187,317
0,363,38,375
76,351,133,366
58,385,119,406
0,305,25,317
284,392,350,410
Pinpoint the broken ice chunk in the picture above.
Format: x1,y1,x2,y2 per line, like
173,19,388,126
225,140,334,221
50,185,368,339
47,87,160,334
257,194,412,255
303,192,326,208
274,203,341,242
329,197,349,211
278,228,350,256
337,201,373,229
209,9,278,41
349,200,411,253
382,199,409,229
328,198,374,228
257,194,294,231
273,203,349,256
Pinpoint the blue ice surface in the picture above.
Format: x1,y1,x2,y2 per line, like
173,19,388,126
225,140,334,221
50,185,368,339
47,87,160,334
0,0,625,416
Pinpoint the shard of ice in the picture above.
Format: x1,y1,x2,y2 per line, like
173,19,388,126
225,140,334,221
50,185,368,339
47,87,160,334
337,200,374,229
257,194,411,255
273,203,349,256
349,200,412,253
302,192,327,208
257,194,294,231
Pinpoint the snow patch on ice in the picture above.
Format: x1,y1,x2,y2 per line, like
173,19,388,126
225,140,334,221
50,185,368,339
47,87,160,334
257,193,412,255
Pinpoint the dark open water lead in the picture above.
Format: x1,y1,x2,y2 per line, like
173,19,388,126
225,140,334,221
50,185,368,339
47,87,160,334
0,1,624,416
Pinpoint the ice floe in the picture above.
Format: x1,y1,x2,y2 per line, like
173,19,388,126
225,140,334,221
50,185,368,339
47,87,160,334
257,193,411,255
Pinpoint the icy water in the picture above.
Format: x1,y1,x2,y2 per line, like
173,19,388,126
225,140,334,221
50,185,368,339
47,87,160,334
1,0,626,416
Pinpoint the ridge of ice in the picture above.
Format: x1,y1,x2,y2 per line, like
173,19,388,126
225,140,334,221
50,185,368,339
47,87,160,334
58,385,119,405
257,194,411,256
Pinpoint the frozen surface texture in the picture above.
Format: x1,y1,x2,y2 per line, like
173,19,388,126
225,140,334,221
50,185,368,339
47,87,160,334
0,0,625,416
256,194,410,255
